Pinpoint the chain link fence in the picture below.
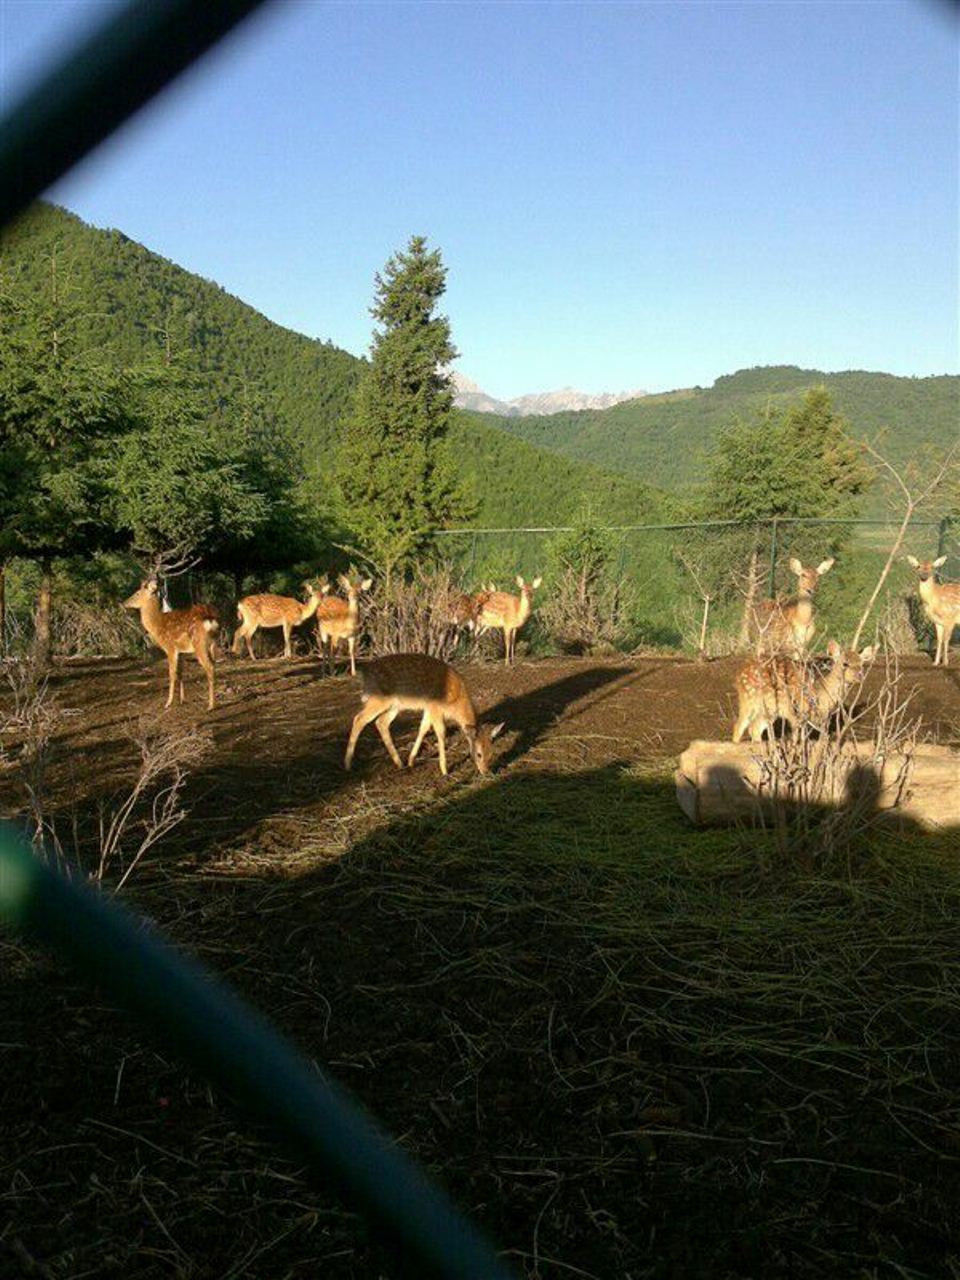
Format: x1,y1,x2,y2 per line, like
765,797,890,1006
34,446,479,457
434,515,957,656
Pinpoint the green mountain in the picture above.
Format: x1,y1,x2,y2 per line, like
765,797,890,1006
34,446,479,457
476,365,959,500
0,204,667,529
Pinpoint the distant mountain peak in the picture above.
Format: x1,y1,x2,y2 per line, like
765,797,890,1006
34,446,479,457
451,371,647,417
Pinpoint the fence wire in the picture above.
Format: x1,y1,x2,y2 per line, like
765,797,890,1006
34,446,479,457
435,516,954,656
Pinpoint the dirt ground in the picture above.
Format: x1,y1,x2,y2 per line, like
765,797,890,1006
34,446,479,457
2,650,960,1279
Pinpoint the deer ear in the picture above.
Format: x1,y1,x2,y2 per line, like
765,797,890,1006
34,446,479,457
338,573,350,591
859,645,877,663
488,722,505,740
788,558,803,575
816,558,835,575
531,576,542,589
906,556,920,568
361,578,373,591
827,639,842,659
516,575,525,588
933,556,947,569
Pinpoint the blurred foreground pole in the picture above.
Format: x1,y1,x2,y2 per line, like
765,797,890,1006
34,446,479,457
0,0,268,229
0,828,513,1279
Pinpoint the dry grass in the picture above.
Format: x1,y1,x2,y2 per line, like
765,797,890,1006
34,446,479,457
2,658,959,1278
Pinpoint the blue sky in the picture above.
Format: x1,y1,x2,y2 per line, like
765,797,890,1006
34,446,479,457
1,0,957,398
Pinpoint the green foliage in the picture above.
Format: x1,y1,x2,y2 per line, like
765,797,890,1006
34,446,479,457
0,270,132,563
336,237,471,574
1,205,674,541
479,365,958,512
703,388,870,523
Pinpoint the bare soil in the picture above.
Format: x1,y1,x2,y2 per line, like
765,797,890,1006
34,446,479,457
2,651,960,1279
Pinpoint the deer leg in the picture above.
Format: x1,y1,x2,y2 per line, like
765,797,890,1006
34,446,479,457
344,699,387,769
431,712,448,776
245,623,257,661
231,626,245,656
165,651,178,709
282,622,292,659
408,710,432,767
196,640,216,710
934,622,945,666
945,621,956,667
749,717,770,743
348,635,356,677
731,703,752,743
374,708,403,769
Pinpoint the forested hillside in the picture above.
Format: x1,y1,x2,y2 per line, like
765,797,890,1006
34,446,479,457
0,204,665,527
480,365,959,500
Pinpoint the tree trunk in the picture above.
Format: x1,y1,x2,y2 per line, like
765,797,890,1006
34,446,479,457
34,557,53,668
737,547,761,649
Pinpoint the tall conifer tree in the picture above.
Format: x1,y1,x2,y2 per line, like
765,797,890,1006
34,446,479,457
336,236,470,579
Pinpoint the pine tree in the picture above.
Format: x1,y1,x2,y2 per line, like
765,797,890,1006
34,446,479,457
336,236,471,581
0,261,132,663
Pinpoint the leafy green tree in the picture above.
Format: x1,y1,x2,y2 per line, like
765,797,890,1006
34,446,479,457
0,271,132,663
336,236,471,581
703,388,871,640
113,366,324,580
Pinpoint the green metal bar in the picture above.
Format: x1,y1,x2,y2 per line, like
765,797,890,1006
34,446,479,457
937,515,950,561
767,517,779,596
0,0,270,231
433,518,945,537
0,827,512,1280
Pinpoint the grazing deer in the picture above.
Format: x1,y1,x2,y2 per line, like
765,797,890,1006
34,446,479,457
233,581,325,660
343,653,505,776
751,557,834,655
732,640,876,743
477,575,542,666
123,578,219,710
906,555,960,666
316,574,371,676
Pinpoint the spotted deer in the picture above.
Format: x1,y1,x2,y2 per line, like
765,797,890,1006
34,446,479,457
732,640,876,743
906,555,960,666
316,574,371,675
751,557,834,655
343,653,504,776
447,585,497,635
123,578,219,710
477,575,542,666
233,581,325,660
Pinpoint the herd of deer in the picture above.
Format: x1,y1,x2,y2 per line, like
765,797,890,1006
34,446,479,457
122,555,959,775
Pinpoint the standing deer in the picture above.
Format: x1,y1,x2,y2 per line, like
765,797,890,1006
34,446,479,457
906,555,960,666
447,585,496,635
123,578,219,710
732,640,876,743
316,574,371,676
477,575,542,666
232,581,325,660
751,557,834,655
344,653,505,776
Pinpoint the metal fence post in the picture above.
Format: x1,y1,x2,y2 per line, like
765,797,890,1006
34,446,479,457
767,518,779,596
468,532,478,583
937,515,950,561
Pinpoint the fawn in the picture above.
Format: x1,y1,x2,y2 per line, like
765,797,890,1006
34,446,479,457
343,653,505,776
906,555,960,667
124,579,219,710
233,581,325,660
732,640,876,743
316,574,371,676
751,557,834,654
477,575,542,665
